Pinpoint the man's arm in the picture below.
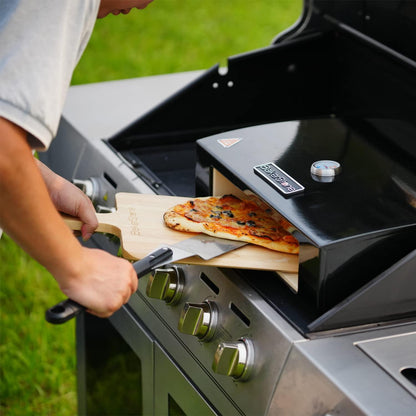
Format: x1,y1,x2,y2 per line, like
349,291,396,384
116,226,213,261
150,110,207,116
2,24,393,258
0,117,138,317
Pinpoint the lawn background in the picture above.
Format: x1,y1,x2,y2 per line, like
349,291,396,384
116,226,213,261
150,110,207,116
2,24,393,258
0,1,302,415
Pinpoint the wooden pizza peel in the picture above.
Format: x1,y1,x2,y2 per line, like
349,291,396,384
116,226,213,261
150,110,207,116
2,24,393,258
63,193,299,273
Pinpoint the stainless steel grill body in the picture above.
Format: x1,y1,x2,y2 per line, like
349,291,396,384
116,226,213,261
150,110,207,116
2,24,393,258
40,72,416,416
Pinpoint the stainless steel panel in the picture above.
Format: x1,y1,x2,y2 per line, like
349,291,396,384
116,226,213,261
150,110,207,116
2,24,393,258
271,325,416,416
269,346,364,416
135,265,305,416
356,332,416,398
108,307,154,415
154,343,221,415
126,292,243,415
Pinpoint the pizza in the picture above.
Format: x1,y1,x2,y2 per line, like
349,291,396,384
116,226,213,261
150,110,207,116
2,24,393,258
163,194,299,254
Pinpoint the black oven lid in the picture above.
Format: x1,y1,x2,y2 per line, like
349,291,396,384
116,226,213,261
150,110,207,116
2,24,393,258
196,117,416,248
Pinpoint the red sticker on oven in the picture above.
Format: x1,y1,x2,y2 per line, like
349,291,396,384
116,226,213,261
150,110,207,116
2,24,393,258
217,138,242,148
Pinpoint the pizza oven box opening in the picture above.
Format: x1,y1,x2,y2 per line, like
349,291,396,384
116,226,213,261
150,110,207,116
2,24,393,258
208,168,310,294
194,120,416,330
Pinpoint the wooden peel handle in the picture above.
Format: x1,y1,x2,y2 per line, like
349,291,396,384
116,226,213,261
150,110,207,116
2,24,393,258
61,212,121,237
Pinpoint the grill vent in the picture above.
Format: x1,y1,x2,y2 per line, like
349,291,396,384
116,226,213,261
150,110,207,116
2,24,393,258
230,303,250,327
199,273,219,295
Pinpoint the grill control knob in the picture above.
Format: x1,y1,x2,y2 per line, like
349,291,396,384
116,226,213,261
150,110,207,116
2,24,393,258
178,301,217,341
73,178,95,199
73,177,116,210
146,267,183,304
212,338,253,380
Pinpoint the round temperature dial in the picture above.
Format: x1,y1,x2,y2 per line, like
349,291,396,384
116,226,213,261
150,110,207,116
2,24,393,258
310,160,341,177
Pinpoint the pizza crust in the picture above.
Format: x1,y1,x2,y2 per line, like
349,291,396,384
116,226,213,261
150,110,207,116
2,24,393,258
163,210,207,233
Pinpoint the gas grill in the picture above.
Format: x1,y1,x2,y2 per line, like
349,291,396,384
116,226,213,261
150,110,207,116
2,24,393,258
40,1,416,415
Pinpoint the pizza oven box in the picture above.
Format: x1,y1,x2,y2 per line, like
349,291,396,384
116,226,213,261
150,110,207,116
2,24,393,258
195,120,416,331
107,0,416,332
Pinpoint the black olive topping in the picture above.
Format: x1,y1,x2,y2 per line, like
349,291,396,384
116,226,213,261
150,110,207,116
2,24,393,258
189,200,195,206
222,210,234,218
248,212,257,217
237,221,246,225
247,220,256,227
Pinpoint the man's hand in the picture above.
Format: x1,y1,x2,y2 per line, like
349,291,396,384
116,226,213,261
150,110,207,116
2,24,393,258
35,160,98,241
57,247,138,318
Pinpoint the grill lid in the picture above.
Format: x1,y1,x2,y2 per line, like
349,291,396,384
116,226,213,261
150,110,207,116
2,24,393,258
309,0,416,63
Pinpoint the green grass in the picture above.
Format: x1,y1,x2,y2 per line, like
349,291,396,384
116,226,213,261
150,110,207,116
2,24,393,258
0,234,76,415
73,0,302,83
0,1,302,415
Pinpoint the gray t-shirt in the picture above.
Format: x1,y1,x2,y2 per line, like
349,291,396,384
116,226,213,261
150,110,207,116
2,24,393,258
0,0,99,238
0,0,100,150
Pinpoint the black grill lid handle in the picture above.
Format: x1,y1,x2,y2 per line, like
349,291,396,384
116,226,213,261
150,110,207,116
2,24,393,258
45,247,173,324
